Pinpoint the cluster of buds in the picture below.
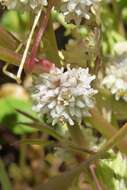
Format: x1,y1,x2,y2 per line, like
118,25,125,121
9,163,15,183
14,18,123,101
31,65,97,125
60,0,100,24
102,56,127,101
0,0,100,23
0,0,48,10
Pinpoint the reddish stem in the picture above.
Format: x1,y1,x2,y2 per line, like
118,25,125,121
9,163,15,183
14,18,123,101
27,0,55,70
90,164,103,190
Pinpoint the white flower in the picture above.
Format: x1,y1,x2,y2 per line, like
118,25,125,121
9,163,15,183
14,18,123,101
31,66,97,125
60,0,100,24
0,0,48,10
102,56,127,101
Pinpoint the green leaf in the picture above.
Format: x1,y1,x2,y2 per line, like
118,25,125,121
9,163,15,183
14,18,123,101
1,10,29,33
96,152,127,190
96,162,115,190
0,45,21,66
0,27,18,50
0,97,37,135
104,152,127,178
43,13,61,67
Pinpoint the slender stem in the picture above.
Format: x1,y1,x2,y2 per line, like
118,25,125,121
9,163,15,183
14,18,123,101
68,124,89,162
15,109,62,141
20,138,93,157
68,124,87,148
19,122,62,142
0,159,12,190
16,9,42,83
20,139,53,146
16,109,40,123
89,107,127,154
99,122,127,152
89,165,103,190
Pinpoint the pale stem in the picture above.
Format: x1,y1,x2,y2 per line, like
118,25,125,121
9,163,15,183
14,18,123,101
16,8,42,83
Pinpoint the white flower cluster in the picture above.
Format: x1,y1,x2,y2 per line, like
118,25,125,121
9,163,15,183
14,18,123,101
60,0,100,24
0,0,100,24
31,66,97,125
0,0,47,10
102,57,127,101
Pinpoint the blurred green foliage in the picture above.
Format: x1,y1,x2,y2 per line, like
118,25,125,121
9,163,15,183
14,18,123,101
0,97,36,134
1,11,28,32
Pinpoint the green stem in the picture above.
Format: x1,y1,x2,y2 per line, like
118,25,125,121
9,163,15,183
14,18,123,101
21,138,54,147
112,0,125,37
19,122,62,141
15,109,62,141
0,159,12,190
68,124,89,162
99,122,127,152
89,107,127,154
20,138,93,157
68,124,87,148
